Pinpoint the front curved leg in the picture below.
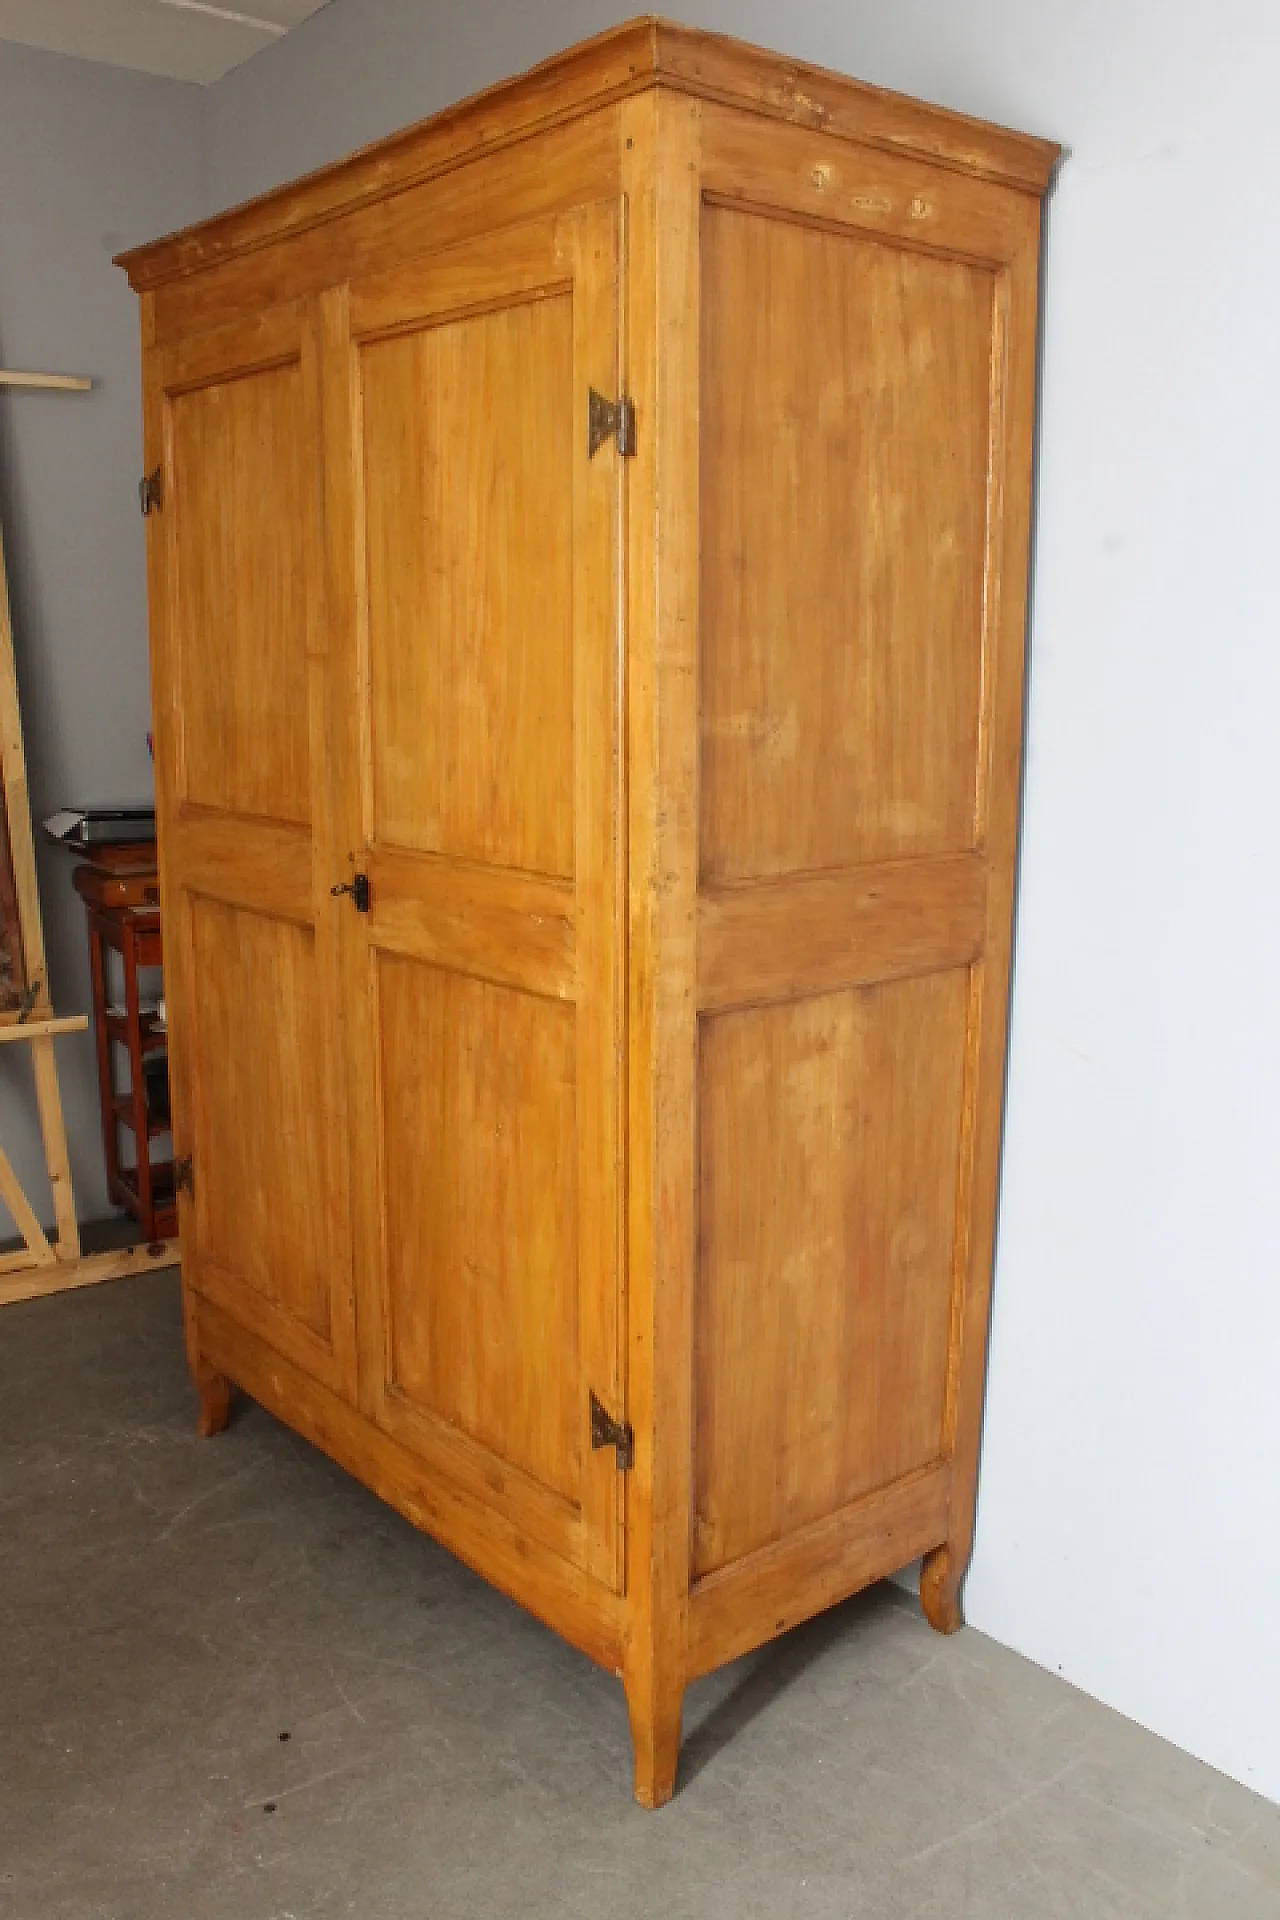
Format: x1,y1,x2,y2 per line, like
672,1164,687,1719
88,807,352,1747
920,1543,964,1634
194,1364,233,1437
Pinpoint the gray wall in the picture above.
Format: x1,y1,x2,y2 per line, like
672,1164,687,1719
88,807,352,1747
203,0,1280,1805
0,42,204,1225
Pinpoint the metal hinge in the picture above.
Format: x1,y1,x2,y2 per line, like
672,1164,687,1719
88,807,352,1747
589,1390,634,1471
588,388,637,461
139,467,163,516
174,1154,194,1200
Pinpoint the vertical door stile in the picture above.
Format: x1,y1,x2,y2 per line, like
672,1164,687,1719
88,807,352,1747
569,199,626,1592
302,296,359,1394
318,279,383,1425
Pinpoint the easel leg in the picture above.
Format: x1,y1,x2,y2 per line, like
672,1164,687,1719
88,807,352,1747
30,1033,79,1258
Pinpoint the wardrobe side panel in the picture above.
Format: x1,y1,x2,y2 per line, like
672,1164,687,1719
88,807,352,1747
693,139,1013,1582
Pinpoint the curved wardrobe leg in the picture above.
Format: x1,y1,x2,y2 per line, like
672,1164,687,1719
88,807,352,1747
625,1669,685,1810
193,1363,233,1438
920,1543,965,1635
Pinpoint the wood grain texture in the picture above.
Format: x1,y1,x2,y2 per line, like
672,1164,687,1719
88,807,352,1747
700,202,994,882
185,897,333,1343
687,1464,950,1678
697,102,1042,262
924,216,1046,1633
0,1239,178,1310
115,16,1056,293
379,957,580,1502
168,357,311,826
335,202,627,1595
149,114,619,349
620,88,702,1811
0,1015,87,1043
698,853,988,1012
694,971,969,1576
168,808,312,928
123,21,1057,1806
365,850,574,1001
361,294,574,875
151,302,358,1408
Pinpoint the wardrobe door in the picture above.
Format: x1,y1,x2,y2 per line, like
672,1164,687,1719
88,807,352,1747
145,301,356,1397
326,206,626,1593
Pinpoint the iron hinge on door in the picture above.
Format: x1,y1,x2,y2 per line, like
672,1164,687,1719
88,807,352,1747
139,467,163,515
590,1390,634,1471
587,388,637,461
174,1154,194,1200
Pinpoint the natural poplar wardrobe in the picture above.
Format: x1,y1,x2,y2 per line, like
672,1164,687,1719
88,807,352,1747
119,18,1058,1806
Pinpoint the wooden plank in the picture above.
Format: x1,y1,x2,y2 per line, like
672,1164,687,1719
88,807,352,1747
567,198,627,1594
699,103,1031,267
358,283,577,880
349,212,571,338
158,300,304,393
922,217,1046,1634
169,808,313,927
686,1463,951,1679
0,433,84,1260
694,972,971,1576
29,1033,80,1257
0,370,91,391
619,86,702,1813
0,1144,55,1266
697,854,988,1012
367,849,575,1002
149,113,619,349
0,521,49,1000
0,1014,89,1043
699,200,996,884
0,1239,178,1308
654,23,1059,193
370,959,583,1553
167,359,313,827
115,19,1056,295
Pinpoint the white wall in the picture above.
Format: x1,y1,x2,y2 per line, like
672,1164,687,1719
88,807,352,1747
191,0,1279,1804
0,43,204,1226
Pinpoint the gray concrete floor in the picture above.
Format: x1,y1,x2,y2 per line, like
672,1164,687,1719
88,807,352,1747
2,1272,1277,1920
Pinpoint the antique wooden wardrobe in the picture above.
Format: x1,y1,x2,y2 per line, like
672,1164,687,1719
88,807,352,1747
119,19,1057,1806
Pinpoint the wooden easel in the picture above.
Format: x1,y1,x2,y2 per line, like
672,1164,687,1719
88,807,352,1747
0,366,176,1306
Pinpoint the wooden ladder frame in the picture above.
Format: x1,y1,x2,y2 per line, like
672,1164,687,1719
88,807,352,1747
0,367,176,1306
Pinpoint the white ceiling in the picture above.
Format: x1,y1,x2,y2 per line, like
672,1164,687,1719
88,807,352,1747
0,0,334,86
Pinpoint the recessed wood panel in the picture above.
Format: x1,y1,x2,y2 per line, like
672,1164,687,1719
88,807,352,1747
170,363,311,825
378,955,580,1503
700,205,995,881
360,294,575,877
187,897,331,1339
694,969,971,1577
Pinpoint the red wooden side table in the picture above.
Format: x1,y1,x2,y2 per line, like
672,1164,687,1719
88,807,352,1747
74,866,175,1243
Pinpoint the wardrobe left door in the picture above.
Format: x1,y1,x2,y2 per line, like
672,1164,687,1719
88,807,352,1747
143,298,357,1399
